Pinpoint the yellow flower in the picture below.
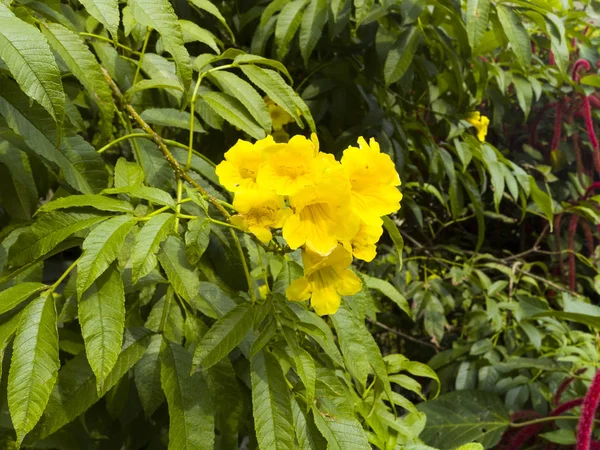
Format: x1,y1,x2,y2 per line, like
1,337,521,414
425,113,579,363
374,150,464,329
215,136,277,192
266,97,294,131
256,133,320,196
283,158,360,255
347,220,383,262
341,137,402,225
286,245,362,316
231,188,291,243
466,112,489,142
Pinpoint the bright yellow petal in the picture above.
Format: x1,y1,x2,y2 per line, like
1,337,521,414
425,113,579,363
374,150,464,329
310,286,341,316
287,277,311,302
335,269,362,296
350,221,383,262
249,226,272,243
350,185,402,225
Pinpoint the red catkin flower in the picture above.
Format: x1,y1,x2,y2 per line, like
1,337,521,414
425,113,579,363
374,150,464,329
578,370,600,450
568,214,580,291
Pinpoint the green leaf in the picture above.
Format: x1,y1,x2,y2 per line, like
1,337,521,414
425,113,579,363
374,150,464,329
8,291,59,446
158,235,201,305
363,275,411,318
128,0,192,91
251,350,295,450
384,28,422,85
466,0,491,52
180,20,221,54
0,144,37,220
417,390,509,449
38,195,134,214
382,215,404,269
354,0,374,26
233,54,292,82
193,302,253,370
0,6,64,127
528,176,554,226
311,402,370,450
134,334,165,416
78,264,125,391
132,213,175,283
580,75,600,88
300,0,328,65
114,158,145,188
0,309,26,382
0,78,108,194
161,341,215,450
545,13,568,73
9,212,108,268
201,91,266,139
188,0,235,41
140,108,205,132
497,5,531,68
210,70,272,131
331,0,347,22
36,328,151,439
275,0,309,59
125,77,184,100
539,429,576,445
0,282,46,315
76,215,137,296
78,0,119,37
513,75,533,119
102,186,176,208
291,397,327,450
185,218,211,265
40,23,114,137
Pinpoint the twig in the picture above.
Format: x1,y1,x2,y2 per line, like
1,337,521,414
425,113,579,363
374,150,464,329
366,318,440,352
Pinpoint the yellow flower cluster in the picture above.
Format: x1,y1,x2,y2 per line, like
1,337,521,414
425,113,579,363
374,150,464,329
215,134,402,315
466,112,489,142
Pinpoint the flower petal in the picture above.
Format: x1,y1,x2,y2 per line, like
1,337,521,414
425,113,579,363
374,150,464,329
287,277,311,301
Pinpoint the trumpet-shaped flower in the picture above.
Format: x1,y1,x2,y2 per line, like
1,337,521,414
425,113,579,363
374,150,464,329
286,245,362,316
347,220,383,262
256,133,320,196
215,136,277,192
283,159,359,255
466,112,490,142
341,137,402,225
231,188,291,243
265,97,294,131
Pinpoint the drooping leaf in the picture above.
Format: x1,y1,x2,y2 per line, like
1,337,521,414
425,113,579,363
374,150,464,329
140,108,205,132
78,0,119,37
384,27,422,85
158,235,201,305
382,215,404,269
114,158,145,188
363,274,411,318
38,195,134,214
134,334,165,416
161,341,215,450
0,143,37,221
0,282,46,315
275,0,309,59
76,215,137,296
125,77,184,100
201,91,266,139
299,0,327,65
193,302,253,370
311,401,370,450
40,22,114,137
188,0,235,41
128,0,192,91
132,213,175,283
251,350,295,450
0,5,64,127
417,390,510,449
496,5,531,68
185,218,211,265
78,264,125,391
8,291,59,446
102,185,176,208
291,397,327,450
466,0,491,52
529,176,554,226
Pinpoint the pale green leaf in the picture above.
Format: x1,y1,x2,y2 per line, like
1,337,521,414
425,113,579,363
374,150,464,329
180,20,221,53
497,5,531,68
78,0,119,37
161,341,215,450
140,108,205,132
275,0,309,59
132,213,175,283
312,402,370,450
76,215,137,296
38,195,134,214
354,0,374,26
189,0,235,41
8,292,59,446
291,397,326,450
158,235,201,305
0,282,46,315
529,176,554,226
363,274,411,318
466,0,491,52
125,77,184,100
382,215,404,269
193,302,253,370
102,185,176,208
251,350,295,450
114,158,145,188
201,91,266,139
78,264,125,391
128,0,192,90
233,54,292,82
299,0,327,65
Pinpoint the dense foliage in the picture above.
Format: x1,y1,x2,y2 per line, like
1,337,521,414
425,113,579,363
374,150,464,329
0,0,600,449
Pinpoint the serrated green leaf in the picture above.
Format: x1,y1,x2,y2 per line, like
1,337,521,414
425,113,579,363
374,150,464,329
36,328,151,439
114,158,145,188
545,13,568,73
180,20,221,54
0,78,108,194
0,6,64,127
134,334,165,416
251,350,295,450
78,264,125,391
9,212,108,268
233,54,292,82
300,0,327,65
311,402,370,450
201,91,266,139
363,274,411,318
529,176,554,225
128,0,192,91
354,0,374,26
140,108,205,132
0,282,46,315
210,70,272,131
38,195,134,214
158,235,201,306
161,341,215,450
382,215,404,269
40,22,114,138
197,281,237,318
497,5,531,68
145,291,184,343
78,0,119,37
132,213,175,283
193,302,253,370
125,77,184,100
135,137,175,191
0,308,26,383
8,291,59,446
417,390,509,449
275,0,309,59
0,143,37,221
102,185,176,208
189,0,235,41
76,215,136,296
384,27,422,85
580,75,600,88
185,218,210,265
466,0,491,52
206,358,242,450
291,397,326,450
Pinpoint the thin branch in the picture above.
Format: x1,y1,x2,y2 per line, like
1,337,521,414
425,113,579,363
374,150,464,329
366,318,440,352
